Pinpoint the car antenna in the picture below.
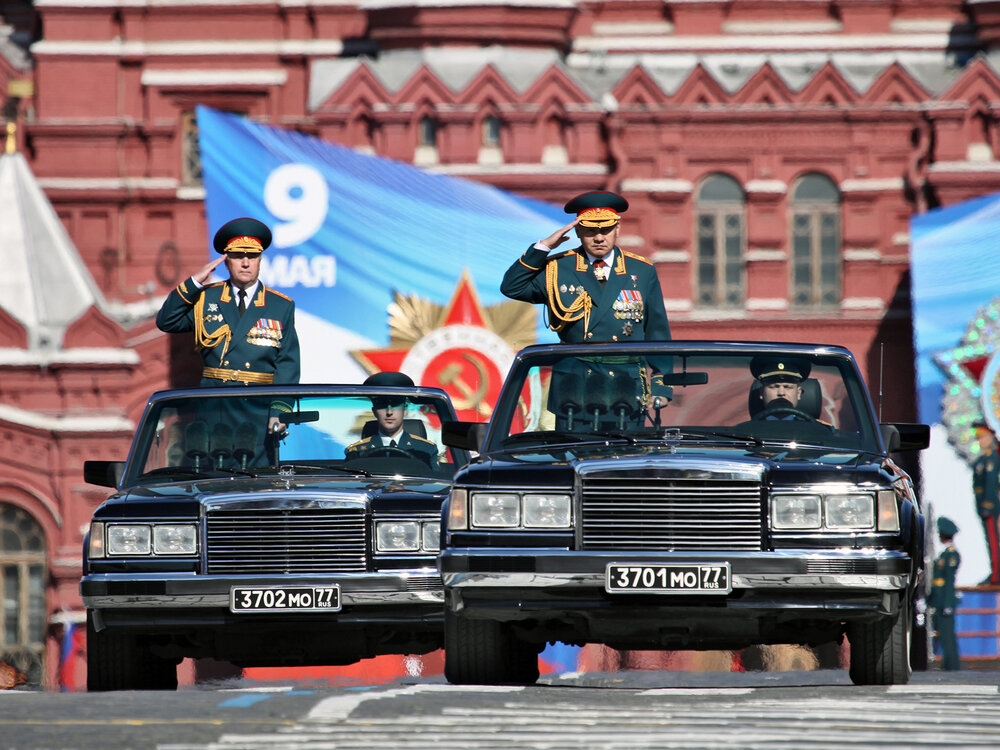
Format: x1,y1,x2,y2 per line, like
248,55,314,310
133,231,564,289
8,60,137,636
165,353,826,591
878,342,884,422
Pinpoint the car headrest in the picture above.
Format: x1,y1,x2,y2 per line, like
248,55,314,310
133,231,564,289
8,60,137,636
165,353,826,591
362,419,427,439
748,378,823,419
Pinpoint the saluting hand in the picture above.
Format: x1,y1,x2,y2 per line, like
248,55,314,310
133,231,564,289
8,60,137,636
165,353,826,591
192,255,227,286
540,219,580,250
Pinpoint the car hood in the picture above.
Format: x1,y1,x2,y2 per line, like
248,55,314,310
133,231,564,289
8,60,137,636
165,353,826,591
96,474,451,518
458,443,893,487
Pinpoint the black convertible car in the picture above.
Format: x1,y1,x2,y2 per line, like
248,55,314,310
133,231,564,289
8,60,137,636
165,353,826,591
82,383,468,690
440,341,929,686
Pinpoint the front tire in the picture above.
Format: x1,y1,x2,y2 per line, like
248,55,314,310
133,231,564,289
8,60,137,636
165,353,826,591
847,593,912,685
444,610,539,685
86,612,178,691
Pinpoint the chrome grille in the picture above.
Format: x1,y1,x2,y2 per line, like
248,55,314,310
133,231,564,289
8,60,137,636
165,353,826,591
805,559,878,575
206,508,367,574
581,475,763,551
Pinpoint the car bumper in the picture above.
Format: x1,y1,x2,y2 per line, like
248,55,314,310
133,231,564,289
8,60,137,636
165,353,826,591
82,569,444,610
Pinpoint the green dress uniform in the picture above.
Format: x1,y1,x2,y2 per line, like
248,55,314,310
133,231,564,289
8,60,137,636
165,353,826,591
973,446,1000,584
500,244,671,343
928,539,961,670
157,277,300,386
345,431,439,469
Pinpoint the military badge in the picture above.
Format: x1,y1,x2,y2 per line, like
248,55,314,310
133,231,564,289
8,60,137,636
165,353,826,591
247,318,284,348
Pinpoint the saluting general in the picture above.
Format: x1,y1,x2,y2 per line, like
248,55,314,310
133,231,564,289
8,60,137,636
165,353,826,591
501,190,670,343
156,217,300,386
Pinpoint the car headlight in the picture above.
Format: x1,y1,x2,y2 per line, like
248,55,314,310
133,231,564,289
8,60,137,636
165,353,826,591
471,493,520,527
106,524,152,556
152,525,198,555
522,494,572,528
422,522,441,552
376,521,421,552
772,495,822,530
825,494,875,530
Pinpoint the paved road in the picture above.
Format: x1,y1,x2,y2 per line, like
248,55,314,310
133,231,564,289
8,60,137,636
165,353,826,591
1,670,998,749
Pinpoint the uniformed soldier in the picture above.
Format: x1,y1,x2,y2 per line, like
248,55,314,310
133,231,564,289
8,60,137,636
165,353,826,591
927,516,961,670
501,190,670,343
156,217,300,387
972,420,1000,586
345,372,439,468
749,357,811,420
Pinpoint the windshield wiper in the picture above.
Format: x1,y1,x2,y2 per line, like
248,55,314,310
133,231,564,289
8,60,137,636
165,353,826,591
140,466,257,480
663,428,764,447
271,463,373,478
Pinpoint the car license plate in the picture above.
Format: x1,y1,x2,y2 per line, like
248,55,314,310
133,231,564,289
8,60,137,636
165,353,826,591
605,563,731,594
230,585,341,613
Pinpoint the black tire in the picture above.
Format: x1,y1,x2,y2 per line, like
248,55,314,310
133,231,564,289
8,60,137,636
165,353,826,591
444,610,539,685
847,593,912,685
86,612,178,691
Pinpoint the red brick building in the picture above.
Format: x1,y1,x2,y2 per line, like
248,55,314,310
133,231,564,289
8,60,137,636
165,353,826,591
3,0,1000,687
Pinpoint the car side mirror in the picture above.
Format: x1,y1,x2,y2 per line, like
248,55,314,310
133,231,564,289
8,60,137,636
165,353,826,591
881,423,929,452
442,421,488,452
84,460,125,488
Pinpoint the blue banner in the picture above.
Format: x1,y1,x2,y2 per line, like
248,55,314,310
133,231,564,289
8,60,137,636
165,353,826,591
197,106,563,383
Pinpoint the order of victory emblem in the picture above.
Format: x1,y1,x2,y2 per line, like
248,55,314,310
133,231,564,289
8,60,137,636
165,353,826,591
352,270,537,422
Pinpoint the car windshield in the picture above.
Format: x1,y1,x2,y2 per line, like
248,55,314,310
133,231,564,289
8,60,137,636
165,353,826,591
128,391,465,484
488,348,882,454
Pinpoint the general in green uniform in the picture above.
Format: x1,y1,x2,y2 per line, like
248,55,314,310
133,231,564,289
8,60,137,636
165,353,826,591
501,191,670,344
345,372,439,468
156,217,300,387
927,516,961,671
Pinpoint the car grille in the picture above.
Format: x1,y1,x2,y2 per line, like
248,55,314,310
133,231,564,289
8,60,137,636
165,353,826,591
206,508,367,574
580,475,763,551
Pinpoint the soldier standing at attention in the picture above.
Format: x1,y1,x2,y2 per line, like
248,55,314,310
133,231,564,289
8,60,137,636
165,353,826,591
927,517,961,671
972,419,1000,586
157,217,300,387
501,191,670,343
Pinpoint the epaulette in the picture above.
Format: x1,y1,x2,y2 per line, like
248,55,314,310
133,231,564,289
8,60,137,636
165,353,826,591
410,434,436,446
205,281,226,289
345,437,372,450
623,251,653,266
265,286,293,302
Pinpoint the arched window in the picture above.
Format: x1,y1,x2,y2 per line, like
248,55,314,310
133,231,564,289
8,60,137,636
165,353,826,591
695,174,745,308
790,173,841,307
418,115,437,147
415,114,440,167
0,503,46,685
482,115,500,147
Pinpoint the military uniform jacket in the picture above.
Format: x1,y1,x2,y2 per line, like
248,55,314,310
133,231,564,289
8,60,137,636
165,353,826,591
927,544,961,611
501,244,671,343
344,431,439,468
157,276,301,385
973,451,1000,518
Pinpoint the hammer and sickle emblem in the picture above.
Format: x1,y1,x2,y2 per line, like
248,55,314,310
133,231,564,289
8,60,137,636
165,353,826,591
438,353,493,418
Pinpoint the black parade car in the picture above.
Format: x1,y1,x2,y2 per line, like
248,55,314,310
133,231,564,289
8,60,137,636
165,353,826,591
439,341,929,686
82,383,468,690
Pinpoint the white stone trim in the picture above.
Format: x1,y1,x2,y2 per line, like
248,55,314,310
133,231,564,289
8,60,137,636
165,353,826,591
592,22,674,35
176,185,207,201
36,1,361,7
928,161,1000,173
0,348,141,366
617,234,644,248
37,177,179,191
362,0,574,8
892,232,910,246
745,180,786,194
620,178,694,193
686,308,749,321
571,33,966,54
746,297,789,311
141,69,288,87
843,248,882,261
32,39,346,57
722,21,842,34
0,403,134,433
839,177,904,192
746,249,786,262
841,297,886,311
651,250,690,263
663,298,694,313
891,19,966,33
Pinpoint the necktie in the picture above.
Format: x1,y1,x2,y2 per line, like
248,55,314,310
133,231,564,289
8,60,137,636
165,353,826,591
389,439,397,448
594,259,607,285
237,289,247,316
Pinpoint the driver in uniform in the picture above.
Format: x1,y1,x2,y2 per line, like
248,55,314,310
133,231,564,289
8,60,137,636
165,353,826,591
345,372,439,467
750,357,810,420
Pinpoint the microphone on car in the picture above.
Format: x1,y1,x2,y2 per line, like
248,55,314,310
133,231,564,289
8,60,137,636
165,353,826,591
166,423,184,467
184,421,209,472
210,423,233,469
556,373,583,431
610,375,636,431
234,422,257,471
585,370,610,431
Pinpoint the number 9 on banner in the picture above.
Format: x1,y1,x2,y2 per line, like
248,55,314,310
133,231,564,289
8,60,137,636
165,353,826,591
264,163,329,248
